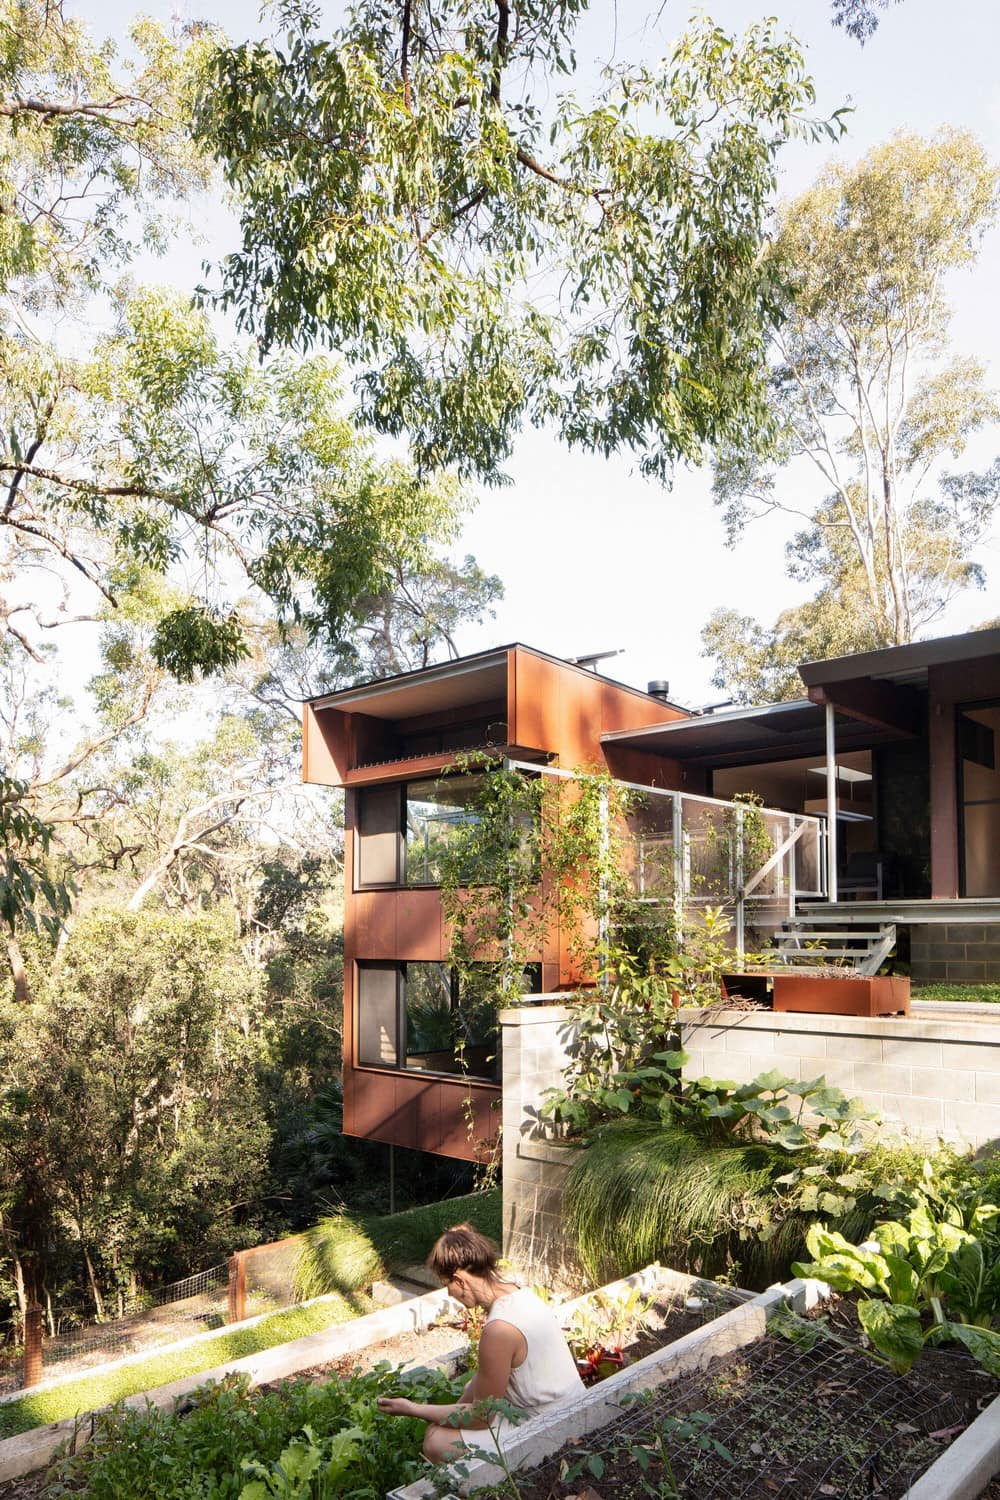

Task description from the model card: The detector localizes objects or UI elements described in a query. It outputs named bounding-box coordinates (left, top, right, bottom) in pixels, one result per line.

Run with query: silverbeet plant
left=792, top=1198, right=1000, bottom=1376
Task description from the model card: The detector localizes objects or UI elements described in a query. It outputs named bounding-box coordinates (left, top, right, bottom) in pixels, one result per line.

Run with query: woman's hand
left=377, top=1396, right=418, bottom=1418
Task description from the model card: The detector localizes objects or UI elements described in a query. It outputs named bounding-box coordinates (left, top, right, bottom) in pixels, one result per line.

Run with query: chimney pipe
left=647, top=679, right=671, bottom=701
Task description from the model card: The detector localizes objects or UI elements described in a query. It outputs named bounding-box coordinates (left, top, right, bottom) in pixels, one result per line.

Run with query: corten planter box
left=721, top=971, right=910, bottom=1017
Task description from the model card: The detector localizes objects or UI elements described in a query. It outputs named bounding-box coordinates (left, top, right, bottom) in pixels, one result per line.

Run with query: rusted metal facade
left=304, top=645, right=687, bottom=1161
left=304, top=629, right=1000, bottom=1160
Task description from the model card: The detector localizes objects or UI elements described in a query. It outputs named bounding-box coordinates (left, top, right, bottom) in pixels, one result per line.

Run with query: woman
left=376, top=1223, right=585, bottom=1463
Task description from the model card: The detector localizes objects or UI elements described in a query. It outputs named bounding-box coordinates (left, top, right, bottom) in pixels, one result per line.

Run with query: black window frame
left=354, top=960, right=541, bottom=1081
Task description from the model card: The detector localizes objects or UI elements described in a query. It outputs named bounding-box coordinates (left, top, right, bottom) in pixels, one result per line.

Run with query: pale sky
left=81, top=0, right=1000, bottom=707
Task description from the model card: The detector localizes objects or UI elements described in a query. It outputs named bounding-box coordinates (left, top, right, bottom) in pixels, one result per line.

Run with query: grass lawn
left=912, top=982, right=1000, bottom=1003
left=296, top=1188, right=502, bottom=1301
left=0, top=1294, right=363, bottom=1440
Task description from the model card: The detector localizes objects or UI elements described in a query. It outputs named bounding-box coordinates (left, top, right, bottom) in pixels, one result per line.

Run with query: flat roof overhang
left=307, top=647, right=511, bottom=721
left=601, top=699, right=905, bottom=771
left=800, top=625, right=1000, bottom=690
left=305, top=641, right=688, bottom=722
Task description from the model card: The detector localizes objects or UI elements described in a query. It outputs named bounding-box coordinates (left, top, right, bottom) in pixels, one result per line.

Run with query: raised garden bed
left=389, top=1280, right=1000, bottom=1500
left=0, top=1265, right=742, bottom=1494
left=480, top=1309, right=997, bottom=1499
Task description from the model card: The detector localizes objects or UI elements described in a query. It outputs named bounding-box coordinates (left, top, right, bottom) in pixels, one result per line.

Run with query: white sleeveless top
left=487, top=1287, right=585, bottom=1412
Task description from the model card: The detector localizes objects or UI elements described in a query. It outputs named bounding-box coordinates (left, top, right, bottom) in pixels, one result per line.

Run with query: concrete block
left=882, top=1038, right=943, bottom=1068
left=853, top=1062, right=912, bottom=1096
left=802, top=1059, right=856, bottom=1090
left=975, top=1071, right=1000, bottom=1106
left=822, top=1034, right=885, bottom=1064
left=947, top=924, right=986, bottom=943
left=879, top=1094, right=945, bottom=1133
left=943, top=1100, right=1000, bottom=1146
left=911, top=1067, right=975, bottom=1102
left=941, top=1042, right=1000, bottom=1072
left=944, top=961, right=988, bottom=982
left=915, top=961, right=949, bottom=981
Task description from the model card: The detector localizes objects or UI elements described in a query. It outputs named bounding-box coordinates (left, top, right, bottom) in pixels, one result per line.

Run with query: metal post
left=735, top=803, right=745, bottom=966
left=825, top=702, right=839, bottom=903
left=671, top=794, right=684, bottom=937
left=788, top=817, right=797, bottom=923
left=389, top=1143, right=396, bottom=1215
left=597, top=785, right=610, bottom=990
left=23, top=1303, right=42, bottom=1389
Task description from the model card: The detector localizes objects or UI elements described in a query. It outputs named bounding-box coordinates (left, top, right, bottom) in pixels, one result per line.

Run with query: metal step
left=774, top=921, right=897, bottom=977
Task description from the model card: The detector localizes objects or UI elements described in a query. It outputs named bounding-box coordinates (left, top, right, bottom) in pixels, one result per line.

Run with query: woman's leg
left=422, top=1422, right=470, bottom=1463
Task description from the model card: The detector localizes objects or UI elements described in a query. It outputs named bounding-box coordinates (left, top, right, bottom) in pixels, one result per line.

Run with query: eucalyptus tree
left=705, top=131, right=1000, bottom=701
left=197, top=1, right=842, bottom=483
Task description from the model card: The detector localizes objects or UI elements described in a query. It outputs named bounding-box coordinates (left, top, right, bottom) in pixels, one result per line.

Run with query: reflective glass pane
left=405, top=775, right=484, bottom=885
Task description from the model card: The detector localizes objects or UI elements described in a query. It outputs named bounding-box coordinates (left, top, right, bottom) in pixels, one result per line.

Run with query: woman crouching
left=376, top=1223, right=584, bottom=1463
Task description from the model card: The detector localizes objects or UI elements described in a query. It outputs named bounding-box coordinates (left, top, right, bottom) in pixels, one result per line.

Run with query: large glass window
left=356, top=772, right=539, bottom=889
left=405, top=775, right=484, bottom=885
left=355, top=962, right=540, bottom=1080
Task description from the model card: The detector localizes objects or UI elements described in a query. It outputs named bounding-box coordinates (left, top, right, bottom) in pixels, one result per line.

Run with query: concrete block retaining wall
left=499, top=1001, right=1000, bottom=1282
left=680, top=1005, right=1000, bottom=1147
left=911, top=922, right=1000, bottom=984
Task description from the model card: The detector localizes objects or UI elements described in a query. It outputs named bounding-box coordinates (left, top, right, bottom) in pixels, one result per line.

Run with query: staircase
left=773, top=915, right=897, bottom=977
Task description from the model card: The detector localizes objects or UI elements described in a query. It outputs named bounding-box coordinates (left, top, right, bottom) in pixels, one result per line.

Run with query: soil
left=0, top=1285, right=739, bottom=1497
left=483, top=1297, right=1000, bottom=1500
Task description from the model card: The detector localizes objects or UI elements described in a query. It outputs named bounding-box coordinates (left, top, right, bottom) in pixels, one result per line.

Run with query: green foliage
left=0, top=0, right=211, bottom=302
left=151, top=605, right=250, bottom=682
left=294, top=1189, right=501, bottom=1302
left=563, top=1076, right=948, bottom=1290
left=197, top=4, right=842, bottom=481
left=239, top=1422, right=365, bottom=1499
left=0, top=1297, right=361, bottom=1440
left=0, top=773, right=71, bottom=936
left=566, top=1118, right=816, bottom=1288
left=792, top=1180, right=1000, bottom=1376
left=913, top=983, right=1000, bottom=1004
left=705, top=130, right=1000, bottom=699
left=437, top=758, right=550, bottom=1010
left=41, top=1364, right=463, bottom=1498
left=0, top=910, right=272, bottom=1315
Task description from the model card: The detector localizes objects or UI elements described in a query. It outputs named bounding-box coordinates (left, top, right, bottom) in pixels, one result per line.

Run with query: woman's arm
left=377, top=1323, right=522, bottom=1430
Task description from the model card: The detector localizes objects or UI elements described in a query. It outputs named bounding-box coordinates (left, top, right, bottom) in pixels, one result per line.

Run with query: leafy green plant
left=792, top=1206, right=1000, bottom=1376
left=239, top=1423, right=364, bottom=1499
left=565, top=1286, right=652, bottom=1384
left=47, top=1363, right=464, bottom=1500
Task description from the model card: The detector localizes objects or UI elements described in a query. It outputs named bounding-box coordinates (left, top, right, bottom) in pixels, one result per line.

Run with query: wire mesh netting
left=242, top=1236, right=302, bottom=1313
left=514, top=1322, right=998, bottom=1500
left=41, top=1262, right=231, bottom=1370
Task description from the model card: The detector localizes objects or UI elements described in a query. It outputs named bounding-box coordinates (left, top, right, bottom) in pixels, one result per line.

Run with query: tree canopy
left=196, top=1, right=842, bottom=483
left=705, top=130, right=1000, bottom=703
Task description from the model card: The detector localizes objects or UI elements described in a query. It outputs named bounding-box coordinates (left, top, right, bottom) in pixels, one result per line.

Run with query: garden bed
left=485, top=1307, right=998, bottom=1499
left=263, top=1279, right=743, bottom=1392
left=388, top=1281, right=1000, bottom=1500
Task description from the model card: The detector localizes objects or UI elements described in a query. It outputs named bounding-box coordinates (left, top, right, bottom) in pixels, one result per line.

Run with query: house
left=303, top=627, right=1000, bottom=1162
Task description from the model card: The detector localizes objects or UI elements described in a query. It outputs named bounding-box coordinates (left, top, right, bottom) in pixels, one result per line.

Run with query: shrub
left=295, top=1188, right=501, bottom=1300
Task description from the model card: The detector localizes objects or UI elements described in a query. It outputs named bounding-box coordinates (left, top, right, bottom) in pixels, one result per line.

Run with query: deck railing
left=505, top=760, right=827, bottom=964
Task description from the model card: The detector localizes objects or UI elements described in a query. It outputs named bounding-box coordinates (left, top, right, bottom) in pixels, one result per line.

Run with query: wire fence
left=7, top=1234, right=306, bottom=1395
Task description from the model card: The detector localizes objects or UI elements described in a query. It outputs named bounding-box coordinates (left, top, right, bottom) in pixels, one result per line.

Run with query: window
left=357, top=785, right=403, bottom=886
left=356, top=776, right=488, bottom=888
left=405, top=775, right=484, bottom=885
left=355, top=962, right=541, bottom=1081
